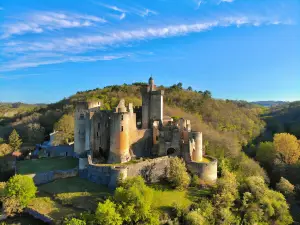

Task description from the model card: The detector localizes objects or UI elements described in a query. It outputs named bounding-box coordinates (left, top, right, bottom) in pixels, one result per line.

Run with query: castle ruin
left=75, top=77, right=217, bottom=187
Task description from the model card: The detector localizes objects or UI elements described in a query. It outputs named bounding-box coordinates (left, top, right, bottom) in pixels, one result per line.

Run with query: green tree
left=65, top=218, right=86, bottom=225
left=114, top=176, right=159, bottom=225
left=95, top=199, right=122, bottom=225
left=53, top=114, right=74, bottom=145
left=185, top=211, right=205, bottom=225
left=3, top=175, right=37, bottom=215
left=274, top=133, right=300, bottom=164
left=27, top=123, right=45, bottom=144
left=276, top=177, right=295, bottom=197
left=168, top=157, right=190, bottom=190
left=256, top=141, right=275, bottom=167
left=8, top=129, right=22, bottom=152
left=0, top=138, right=5, bottom=144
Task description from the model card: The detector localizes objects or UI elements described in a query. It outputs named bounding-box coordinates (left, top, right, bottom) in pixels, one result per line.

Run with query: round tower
left=108, top=99, right=131, bottom=163
left=191, top=132, right=203, bottom=162
left=74, top=102, right=88, bottom=156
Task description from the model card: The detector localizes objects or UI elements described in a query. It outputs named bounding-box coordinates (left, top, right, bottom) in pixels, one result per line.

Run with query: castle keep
left=75, top=77, right=217, bottom=187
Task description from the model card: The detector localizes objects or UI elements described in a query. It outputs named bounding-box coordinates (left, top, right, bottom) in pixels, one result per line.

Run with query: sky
left=0, top=0, right=299, bottom=103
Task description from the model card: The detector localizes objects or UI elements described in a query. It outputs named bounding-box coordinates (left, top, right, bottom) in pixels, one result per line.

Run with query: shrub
left=185, top=211, right=205, bottom=225
left=276, top=177, right=295, bottom=197
left=95, top=199, right=122, bottom=225
left=3, top=175, right=37, bottom=215
left=168, top=157, right=190, bottom=190
left=65, top=218, right=86, bottom=225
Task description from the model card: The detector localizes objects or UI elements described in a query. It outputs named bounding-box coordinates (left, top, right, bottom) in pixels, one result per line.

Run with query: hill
left=251, top=101, right=289, bottom=107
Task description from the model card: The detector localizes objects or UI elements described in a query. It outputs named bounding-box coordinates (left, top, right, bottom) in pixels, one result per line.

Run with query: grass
left=39, top=177, right=112, bottom=211
left=17, top=157, right=78, bottom=174
left=194, top=157, right=211, bottom=163
left=150, top=183, right=212, bottom=212
left=28, top=197, right=80, bottom=223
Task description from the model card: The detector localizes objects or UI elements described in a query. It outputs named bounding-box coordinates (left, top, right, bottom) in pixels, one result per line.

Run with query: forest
left=0, top=83, right=300, bottom=224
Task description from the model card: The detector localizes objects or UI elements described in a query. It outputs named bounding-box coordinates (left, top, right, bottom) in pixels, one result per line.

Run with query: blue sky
left=0, top=0, right=299, bottom=103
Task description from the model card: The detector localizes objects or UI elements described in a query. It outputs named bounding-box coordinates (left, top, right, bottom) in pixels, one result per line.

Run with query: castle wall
left=190, top=132, right=203, bottom=162
left=82, top=156, right=171, bottom=189
left=141, top=92, right=149, bottom=129
left=187, top=157, right=218, bottom=184
left=74, top=103, right=88, bottom=156
left=90, top=112, right=110, bottom=159
left=150, top=91, right=164, bottom=123
left=130, top=129, right=152, bottom=157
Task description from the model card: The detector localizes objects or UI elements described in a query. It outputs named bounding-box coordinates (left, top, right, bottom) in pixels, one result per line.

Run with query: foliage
left=26, top=123, right=45, bottom=144
left=0, top=138, right=5, bottom=144
left=3, top=175, right=37, bottom=215
left=256, top=141, right=275, bottom=167
left=185, top=211, right=205, bottom=225
left=168, top=157, right=190, bottom=190
left=53, top=114, right=75, bottom=145
left=65, top=218, right=86, bottom=225
left=276, top=177, right=295, bottom=197
left=95, top=199, right=122, bottom=225
left=241, top=176, right=293, bottom=225
left=8, top=129, right=22, bottom=152
left=273, top=133, right=300, bottom=164
left=0, top=144, right=12, bottom=157
left=114, top=176, right=159, bottom=224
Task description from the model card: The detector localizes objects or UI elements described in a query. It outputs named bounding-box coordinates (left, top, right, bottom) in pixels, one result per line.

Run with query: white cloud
left=219, top=0, right=234, bottom=3
left=120, top=13, right=126, bottom=20
left=195, top=1, right=203, bottom=9
left=1, top=11, right=106, bottom=39
left=0, top=55, right=127, bottom=72
left=98, top=3, right=127, bottom=13
left=3, top=16, right=287, bottom=55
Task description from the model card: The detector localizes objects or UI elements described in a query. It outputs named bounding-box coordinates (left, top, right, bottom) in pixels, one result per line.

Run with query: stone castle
left=75, top=77, right=217, bottom=187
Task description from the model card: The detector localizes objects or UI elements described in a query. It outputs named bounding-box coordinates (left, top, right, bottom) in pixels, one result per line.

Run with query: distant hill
left=251, top=101, right=289, bottom=107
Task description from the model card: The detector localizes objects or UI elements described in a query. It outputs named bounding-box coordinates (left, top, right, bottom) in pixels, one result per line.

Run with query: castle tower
left=74, top=102, right=89, bottom=156
left=108, top=99, right=133, bottom=163
left=141, top=76, right=164, bottom=129
left=190, top=132, right=203, bottom=162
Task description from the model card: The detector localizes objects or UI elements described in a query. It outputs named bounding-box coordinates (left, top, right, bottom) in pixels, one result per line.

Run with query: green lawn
left=17, top=157, right=78, bottom=174
left=150, top=183, right=212, bottom=212
left=39, top=177, right=112, bottom=211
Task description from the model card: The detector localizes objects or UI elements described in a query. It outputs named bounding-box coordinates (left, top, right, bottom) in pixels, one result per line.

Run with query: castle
left=75, top=77, right=217, bottom=187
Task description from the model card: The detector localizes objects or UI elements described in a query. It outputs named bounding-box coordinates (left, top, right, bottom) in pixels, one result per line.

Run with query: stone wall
left=82, top=156, right=171, bottom=189
left=25, top=208, right=53, bottom=224
left=187, top=157, right=218, bottom=183
left=26, top=168, right=78, bottom=185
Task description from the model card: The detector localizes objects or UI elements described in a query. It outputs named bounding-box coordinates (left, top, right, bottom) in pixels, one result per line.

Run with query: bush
left=168, top=157, right=190, bottom=190
left=95, top=199, right=122, bottom=225
left=65, top=218, right=86, bottom=225
left=185, top=211, right=205, bottom=225
left=3, top=175, right=37, bottom=215
left=276, top=177, right=295, bottom=197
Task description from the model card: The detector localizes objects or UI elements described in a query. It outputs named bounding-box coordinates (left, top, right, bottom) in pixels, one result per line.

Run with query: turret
left=74, top=102, right=89, bottom=156
left=141, top=76, right=164, bottom=129
left=190, top=132, right=203, bottom=162
left=108, top=99, right=133, bottom=163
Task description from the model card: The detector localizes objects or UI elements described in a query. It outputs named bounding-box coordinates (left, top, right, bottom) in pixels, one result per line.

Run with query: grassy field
left=28, top=197, right=81, bottom=223
left=39, top=177, right=112, bottom=211
left=17, top=157, right=78, bottom=174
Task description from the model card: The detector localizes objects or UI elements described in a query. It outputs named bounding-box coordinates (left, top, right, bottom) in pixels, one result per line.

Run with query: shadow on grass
left=187, top=187, right=212, bottom=202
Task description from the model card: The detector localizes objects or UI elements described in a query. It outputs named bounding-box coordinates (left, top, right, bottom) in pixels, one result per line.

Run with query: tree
left=185, top=211, right=205, bottom=225
left=3, top=175, right=37, bottom=216
left=273, top=133, right=300, bottom=164
left=27, top=123, right=45, bottom=144
left=187, top=86, right=193, bottom=91
left=256, top=142, right=275, bottom=167
left=276, top=177, right=295, bottom=197
left=0, top=138, right=5, bottom=144
left=95, top=199, right=122, bottom=225
left=53, top=114, right=74, bottom=145
left=8, top=129, right=22, bottom=152
left=242, top=176, right=293, bottom=225
left=203, top=90, right=212, bottom=98
left=114, top=176, right=158, bottom=225
left=168, top=157, right=190, bottom=190
left=65, top=218, right=86, bottom=225
left=0, top=144, right=13, bottom=157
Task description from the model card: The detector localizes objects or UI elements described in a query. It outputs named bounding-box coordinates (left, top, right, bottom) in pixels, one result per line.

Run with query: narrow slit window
left=121, top=126, right=124, bottom=132
left=97, top=132, right=99, bottom=137
left=121, top=115, right=124, bottom=120
left=98, top=123, right=100, bottom=129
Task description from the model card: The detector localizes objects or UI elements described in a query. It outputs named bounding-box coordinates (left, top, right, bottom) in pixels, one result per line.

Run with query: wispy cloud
left=120, top=13, right=126, bottom=20
left=0, top=54, right=128, bottom=72
left=3, top=16, right=288, bottom=55
left=97, top=3, right=127, bottom=13
left=1, top=11, right=106, bottom=39
left=219, top=0, right=234, bottom=3
left=195, top=1, right=203, bottom=9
